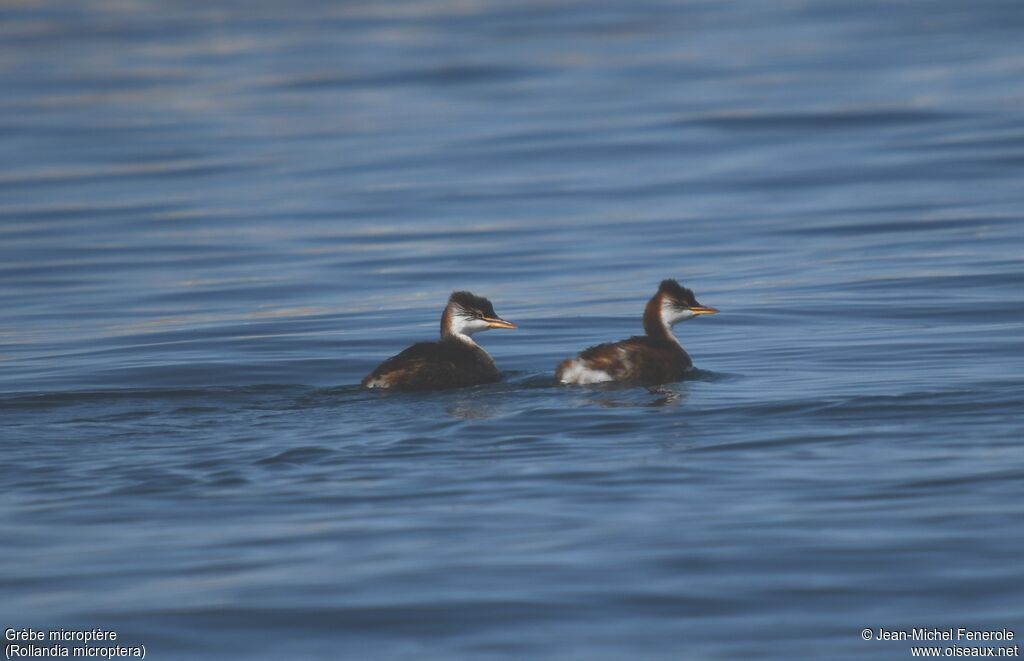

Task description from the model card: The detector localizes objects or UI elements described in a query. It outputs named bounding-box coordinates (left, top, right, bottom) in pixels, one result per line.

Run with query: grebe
left=362, top=291, right=517, bottom=391
left=555, top=279, right=718, bottom=385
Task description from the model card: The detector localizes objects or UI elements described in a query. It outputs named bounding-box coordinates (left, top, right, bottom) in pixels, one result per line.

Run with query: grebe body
left=555, top=280, right=717, bottom=385
left=362, top=291, right=516, bottom=391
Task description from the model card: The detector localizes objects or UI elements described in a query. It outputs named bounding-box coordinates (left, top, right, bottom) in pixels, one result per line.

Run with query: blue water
left=3, top=1, right=1024, bottom=658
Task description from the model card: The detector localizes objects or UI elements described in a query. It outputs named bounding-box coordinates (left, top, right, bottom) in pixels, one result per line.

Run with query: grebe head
left=657, top=279, right=719, bottom=325
left=441, top=291, right=517, bottom=339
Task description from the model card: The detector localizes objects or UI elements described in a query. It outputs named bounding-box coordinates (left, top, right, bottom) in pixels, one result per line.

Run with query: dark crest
left=658, top=279, right=698, bottom=307
left=448, top=291, right=497, bottom=318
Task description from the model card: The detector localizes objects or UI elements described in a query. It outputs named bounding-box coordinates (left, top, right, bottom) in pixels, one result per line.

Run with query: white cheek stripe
left=661, top=302, right=695, bottom=326
left=449, top=308, right=492, bottom=337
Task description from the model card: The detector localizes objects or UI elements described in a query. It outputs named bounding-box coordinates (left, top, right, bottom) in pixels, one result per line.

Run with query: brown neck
left=440, top=304, right=476, bottom=345
left=440, top=303, right=455, bottom=339
left=642, top=292, right=671, bottom=342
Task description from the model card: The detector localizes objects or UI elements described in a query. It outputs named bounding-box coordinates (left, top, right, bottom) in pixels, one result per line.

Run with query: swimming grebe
left=555, top=279, right=717, bottom=385
left=362, top=291, right=517, bottom=391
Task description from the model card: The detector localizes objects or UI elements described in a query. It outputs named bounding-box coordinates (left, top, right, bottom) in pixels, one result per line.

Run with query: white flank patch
left=558, top=359, right=613, bottom=385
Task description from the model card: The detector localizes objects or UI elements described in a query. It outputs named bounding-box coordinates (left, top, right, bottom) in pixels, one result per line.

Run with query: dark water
left=3, top=1, right=1024, bottom=658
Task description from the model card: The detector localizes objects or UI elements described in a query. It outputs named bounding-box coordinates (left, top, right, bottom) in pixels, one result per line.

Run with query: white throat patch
left=660, top=300, right=695, bottom=327
left=448, top=305, right=491, bottom=340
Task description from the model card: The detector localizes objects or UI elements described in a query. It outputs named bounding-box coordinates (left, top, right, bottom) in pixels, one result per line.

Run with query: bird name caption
left=861, top=628, right=1018, bottom=657
left=4, top=628, right=145, bottom=659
